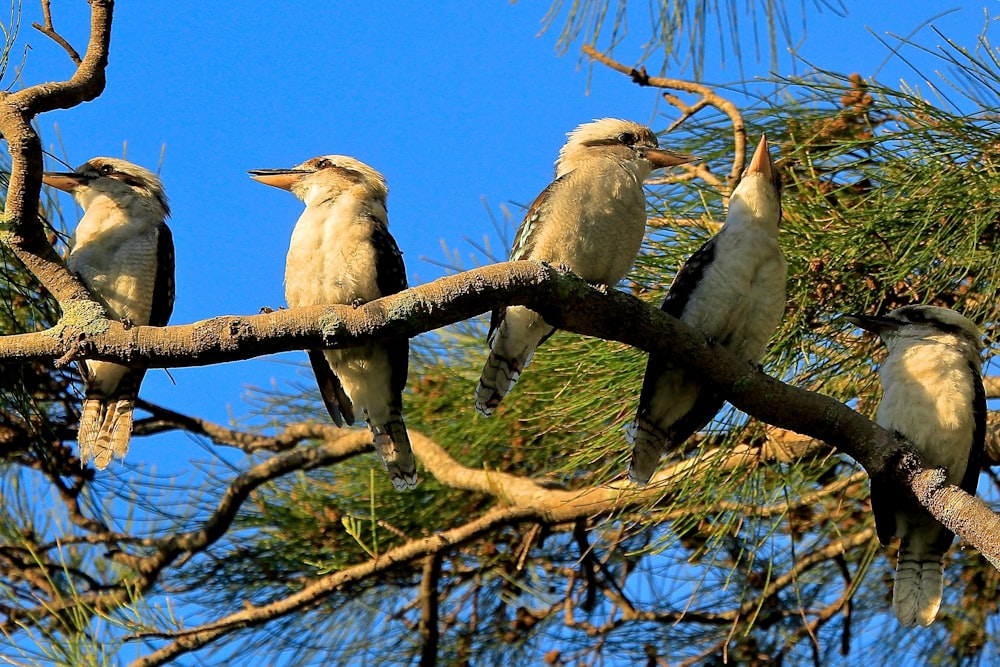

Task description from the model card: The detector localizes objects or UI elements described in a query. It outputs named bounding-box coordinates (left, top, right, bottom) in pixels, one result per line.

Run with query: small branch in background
left=125, top=505, right=548, bottom=667
left=0, top=0, right=113, bottom=308
left=134, top=398, right=345, bottom=453
left=418, top=553, right=442, bottom=667
left=31, top=0, right=83, bottom=65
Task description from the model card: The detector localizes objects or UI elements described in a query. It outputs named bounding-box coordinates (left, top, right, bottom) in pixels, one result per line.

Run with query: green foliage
left=188, top=47, right=1000, bottom=662
left=6, top=7, right=1000, bottom=667
left=540, top=0, right=848, bottom=79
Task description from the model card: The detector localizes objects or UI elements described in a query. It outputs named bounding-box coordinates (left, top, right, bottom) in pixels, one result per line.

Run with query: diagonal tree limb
left=1, top=260, right=996, bottom=568
left=126, top=504, right=548, bottom=667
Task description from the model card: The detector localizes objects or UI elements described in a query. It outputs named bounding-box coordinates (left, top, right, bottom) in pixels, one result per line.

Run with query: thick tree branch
left=2, top=260, right=996, bottom=566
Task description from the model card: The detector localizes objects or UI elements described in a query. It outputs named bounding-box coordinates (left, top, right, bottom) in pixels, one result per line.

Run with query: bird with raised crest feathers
left=474, top=118, right=696, bottom=417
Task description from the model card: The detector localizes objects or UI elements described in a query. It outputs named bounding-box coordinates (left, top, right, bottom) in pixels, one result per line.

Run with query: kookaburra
left=43, top=158, right=175, bottom=469
left=249, top=156, right=416, bottom=491
left=627, top=135, right=786, bottom=485
left=474, top=118, right=696, bottom=416
left=845, top=305, right=985, bottom=627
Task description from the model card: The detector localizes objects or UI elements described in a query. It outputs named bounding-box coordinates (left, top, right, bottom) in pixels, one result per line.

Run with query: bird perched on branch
left=249, top=156, right=416, bottom=491
left=474, top=118, right=696, bottom=416
left=627, top=135, right=786, bottom=485
left=845, top=305, right=985, bottom=627
left=43, top=158, right=175, bottom=469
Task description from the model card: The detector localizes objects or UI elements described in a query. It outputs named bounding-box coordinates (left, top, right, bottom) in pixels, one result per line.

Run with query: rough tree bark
left=1, top=2, right=998, bottom=664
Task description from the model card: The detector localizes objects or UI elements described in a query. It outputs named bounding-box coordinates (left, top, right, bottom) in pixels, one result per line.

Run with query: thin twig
left=582, top=44, right=744, bottom=200
left=31, top=0, right=83, bottom=65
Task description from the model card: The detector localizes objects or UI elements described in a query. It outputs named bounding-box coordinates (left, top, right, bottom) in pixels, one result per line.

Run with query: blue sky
left=4, top=2, right=998, bottom=665
left=13, top=2, right=990, bottom=469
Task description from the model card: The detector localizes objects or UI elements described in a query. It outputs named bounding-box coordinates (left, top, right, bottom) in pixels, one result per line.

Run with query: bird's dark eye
left=99, top=164, right=115, bottom=175
left=315, top=158, right=332, bottom=170
left=617, top=132, right=637, bottom=146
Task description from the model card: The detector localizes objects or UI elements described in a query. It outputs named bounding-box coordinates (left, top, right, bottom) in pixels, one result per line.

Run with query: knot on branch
left=47, top=300, right=110, bottom=367
left=630, top=65, right=651, bottom=86
left=53, top=299, right=110, bottom=336
left=192, top=317, right=250, bottom=352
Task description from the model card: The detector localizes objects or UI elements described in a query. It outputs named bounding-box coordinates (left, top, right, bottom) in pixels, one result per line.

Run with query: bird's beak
left=746, top=134, right=774, bottom=181
left=640, top=147, right=697, bottom=169
left=247, top=169, right=311, bottom=191
left=843, top=313, right=899, bottom=335
left=42, top=172, right=90, bottom=193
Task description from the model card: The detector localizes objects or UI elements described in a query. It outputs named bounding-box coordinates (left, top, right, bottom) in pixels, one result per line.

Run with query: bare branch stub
left=31, top=0, right=83, bottom=66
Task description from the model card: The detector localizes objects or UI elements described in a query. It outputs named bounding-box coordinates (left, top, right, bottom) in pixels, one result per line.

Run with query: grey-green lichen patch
left=44, top=300, right=111, bottom=339
left=318, top=310, right=347, bottom=343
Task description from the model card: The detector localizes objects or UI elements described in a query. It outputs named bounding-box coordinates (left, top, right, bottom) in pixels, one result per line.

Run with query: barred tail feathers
left=893, top=550, right=945, bottom=627
left=625, top=366, right=705, bottom=485
left=625, top=416, right=668, bottom=485
left=475, top=350, right=532, bottom=417
left=475, top=307, right=551, bottom=417
left=78, top=396, right=135, bottom=469
left=371, top=413, right=417, bottom=491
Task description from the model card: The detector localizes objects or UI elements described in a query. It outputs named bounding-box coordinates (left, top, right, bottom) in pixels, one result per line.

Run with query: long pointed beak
left=42, top=172, right=89, bottom=193
left=640, top=147, right=698, bottom=169
left=747, top=134, right=774, bottom=181
left=842, top=313, right=899, bottom=335
left=247, top=169, right=311, bottom=191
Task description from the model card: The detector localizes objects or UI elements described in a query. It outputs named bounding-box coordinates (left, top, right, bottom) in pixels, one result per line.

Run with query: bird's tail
left=78, top=395, right=135, bottom=470
left=625, top=417, right=667, bottom=485
left=893, top=550, right=945, bottom=627
left=370, top=412, right=418, bottom=492
left=474, top=349, right=532, bottom=417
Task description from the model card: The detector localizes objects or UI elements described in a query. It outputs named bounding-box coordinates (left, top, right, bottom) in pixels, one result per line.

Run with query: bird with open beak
left=627, top=134, right=786, bottom=484
left=474, top=118, right=697, bottom=417
left=249, top=156, right=416, bottom=491
left=43, top=157, right=175, bottom=469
